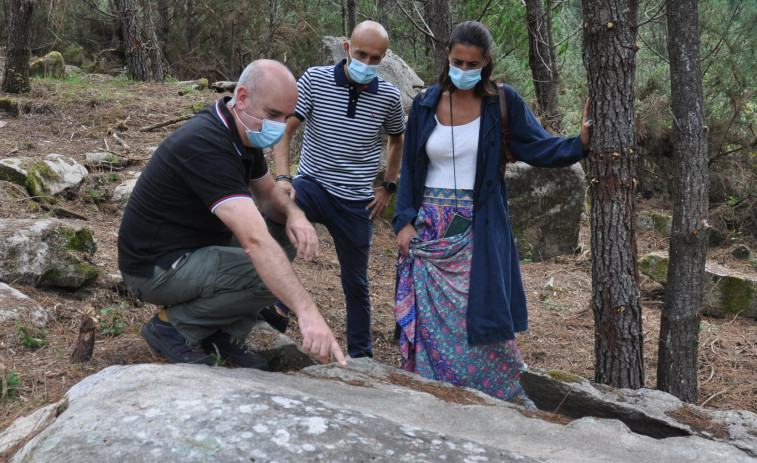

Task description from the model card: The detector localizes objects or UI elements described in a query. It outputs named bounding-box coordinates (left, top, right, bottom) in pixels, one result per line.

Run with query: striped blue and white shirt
left=294, top=60, right=405, bottom=201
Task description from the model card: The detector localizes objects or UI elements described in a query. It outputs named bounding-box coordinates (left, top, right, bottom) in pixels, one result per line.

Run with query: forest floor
left=0, top=75, right=755, bottom=446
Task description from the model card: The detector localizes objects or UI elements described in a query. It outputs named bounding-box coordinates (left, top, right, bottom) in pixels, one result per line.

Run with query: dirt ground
left=0, top=76, right=755, bottom=442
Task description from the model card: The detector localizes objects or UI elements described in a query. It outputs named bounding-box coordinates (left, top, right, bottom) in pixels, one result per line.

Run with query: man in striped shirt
left=272, top=21, right=405, bottom=358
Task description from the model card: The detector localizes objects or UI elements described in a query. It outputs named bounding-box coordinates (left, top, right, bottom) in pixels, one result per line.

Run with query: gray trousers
left=122, top=220, right=295, bottom=344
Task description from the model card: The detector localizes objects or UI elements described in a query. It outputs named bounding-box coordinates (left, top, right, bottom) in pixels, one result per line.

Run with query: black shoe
left=202, top=332, right=269, bottom=370
left=258, top=304, right=289, bottom=333
left=141, top=315, right=214, bottom=365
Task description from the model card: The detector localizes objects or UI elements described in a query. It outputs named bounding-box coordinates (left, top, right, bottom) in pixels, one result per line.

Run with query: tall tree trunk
left=657, top=0, right=709, bottom=404
left=377, top=0, right=389, bottom=29
left=2, top=0, right=34, bottom=94
left=426, top=0, right=452, bottom=77
left=525, top=0, right=561, bottom=133
left=347, top=0, right=357, bottom=35
left=185, top=0, right=194, bottom=53
left=116, top=0, right=150, bottom=81
left=583, top=0, right=644, bottom=389
left=142, top=0, right=164, bottom=81
left=156, top=0, right=169, bottom=43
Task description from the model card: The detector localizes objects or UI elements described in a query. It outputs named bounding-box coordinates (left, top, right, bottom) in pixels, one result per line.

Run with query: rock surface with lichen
left=4, top=361, right=756, bottom=462
left=0, top=218, right=99, bottom=288
left=0, top=154, right=88, bottom=200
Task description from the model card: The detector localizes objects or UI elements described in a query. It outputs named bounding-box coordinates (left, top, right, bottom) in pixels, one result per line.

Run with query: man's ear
left=343, top=40, right=350, bottom=58
left=234, top=86, right=250, bottom=109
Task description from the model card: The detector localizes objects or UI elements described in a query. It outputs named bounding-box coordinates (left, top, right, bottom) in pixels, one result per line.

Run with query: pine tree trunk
left=2, top=0, right=34, bottom=94
left=525, top=0, right=561, bottom=132
left=583, top=0, right=644, bottom=389
left=346, top=0, right=357, bottom=35
left=426, top=0, right=452, bottom=77
left=116, top=0, right=150, bottom=81
left=142, top=0, right=164, bottom=82
left=657, top=0, right=709, bottom=404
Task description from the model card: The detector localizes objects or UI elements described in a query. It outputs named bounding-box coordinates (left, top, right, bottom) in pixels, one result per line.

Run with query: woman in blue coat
left=393, top=20, right=592, bottom=401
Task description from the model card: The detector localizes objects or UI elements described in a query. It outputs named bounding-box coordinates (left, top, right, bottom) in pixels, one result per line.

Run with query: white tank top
left=425, top=115, right=480, bottom=190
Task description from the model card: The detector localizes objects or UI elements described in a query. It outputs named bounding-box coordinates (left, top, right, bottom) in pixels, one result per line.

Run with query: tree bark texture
left=2, top=0, right=34, bottom=94
left=583, top=0, right=644, bottom=389
left=426, top=0, right=452, bottom=77
left=142, top=0, right=164, bottom=82
left=657, top=0, right=709, bottom=404
left=116, top=0, right=150, bottom=81
left=347, top=0, right=357, bottom=35
left=525, top=0, right=561, bottom=133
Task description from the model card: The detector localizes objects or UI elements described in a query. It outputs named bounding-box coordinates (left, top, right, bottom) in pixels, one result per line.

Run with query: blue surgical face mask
left=448, top=64, right=482, bottom=90
left=234, top=107, right=286, bottom=148
left=347, top=48, right=379, bottom=84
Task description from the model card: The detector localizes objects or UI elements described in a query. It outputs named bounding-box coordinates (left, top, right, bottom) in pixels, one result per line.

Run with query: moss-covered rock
left=0, top=219, right=99, bottom=289
left=640, top=251, right=757, bottom=320
left=0, top=158, right=28, bottom=185
left=39, top=257, right=100, bottom=288
left=546, top=369, right=588, bottom=384
left=29, top=51, right=65, bottom=78
left=639, top=252, right=669, bottom=283
left=704, top=272, right=756, bottom=318
left=58, top=227, right=97, bottom=255
left=637, top=210, right=672, bottom=237
left=0, top=97, right=20, bottom=116
left=25, top=161, right=61, bottom=201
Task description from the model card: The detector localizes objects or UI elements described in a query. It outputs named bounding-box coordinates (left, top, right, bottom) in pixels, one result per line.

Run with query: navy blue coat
left=393, top=83, right=588, bottom=345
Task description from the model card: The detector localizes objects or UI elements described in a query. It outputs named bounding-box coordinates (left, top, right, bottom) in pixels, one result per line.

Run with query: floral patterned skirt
left=395, top=187, right=525, bottom=401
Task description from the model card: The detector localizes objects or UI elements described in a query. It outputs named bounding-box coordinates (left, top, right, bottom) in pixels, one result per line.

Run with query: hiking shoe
left=202, top=332, right=270, bottom=370
left=141, top=315, right=214, bottom=365
left=258, top=304, right=289, bottom=333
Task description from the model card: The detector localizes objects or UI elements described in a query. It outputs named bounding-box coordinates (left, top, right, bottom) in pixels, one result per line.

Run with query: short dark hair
left=438, top=21, right=497, bottom=97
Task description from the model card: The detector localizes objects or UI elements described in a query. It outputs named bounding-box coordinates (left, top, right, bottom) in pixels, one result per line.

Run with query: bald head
left=350, top=21, right=389, bottom=53
left=236, top=59, right=296, bottom=103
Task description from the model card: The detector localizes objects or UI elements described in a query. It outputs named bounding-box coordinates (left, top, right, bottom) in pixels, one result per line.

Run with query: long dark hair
left=438, top=21, right=497, bottom=97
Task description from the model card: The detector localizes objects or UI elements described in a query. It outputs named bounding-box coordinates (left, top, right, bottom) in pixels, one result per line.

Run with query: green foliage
left=1, top=371, right=21, bottom=402
left=15, top=321, right=49, bottom=348
left=100, top=306, right=125, bottom=336
left=105, top=153, right=119, bottom=165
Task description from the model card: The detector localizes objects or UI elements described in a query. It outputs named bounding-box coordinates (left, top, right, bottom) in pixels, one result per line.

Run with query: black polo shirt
left=118, top=97, right=268, bottom=277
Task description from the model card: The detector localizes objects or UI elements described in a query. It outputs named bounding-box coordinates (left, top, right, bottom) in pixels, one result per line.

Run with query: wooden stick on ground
left=139, top=115, right=192, bottom=132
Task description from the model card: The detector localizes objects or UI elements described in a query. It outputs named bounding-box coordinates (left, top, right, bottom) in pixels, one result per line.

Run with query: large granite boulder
left=5, top=361, right=754, bottom=462
left=506, top=162, right=586, bottom=261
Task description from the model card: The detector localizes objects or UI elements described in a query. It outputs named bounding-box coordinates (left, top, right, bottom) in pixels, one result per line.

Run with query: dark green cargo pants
left=122, top=220, right=295, bottom=344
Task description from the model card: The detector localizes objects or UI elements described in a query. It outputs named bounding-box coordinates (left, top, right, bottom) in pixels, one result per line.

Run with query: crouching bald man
left=118, top=59, right=346, bottom=369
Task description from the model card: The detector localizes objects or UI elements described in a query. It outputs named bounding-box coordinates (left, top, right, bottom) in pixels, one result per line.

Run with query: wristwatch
left=381, top=180, right=397, bottom=194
